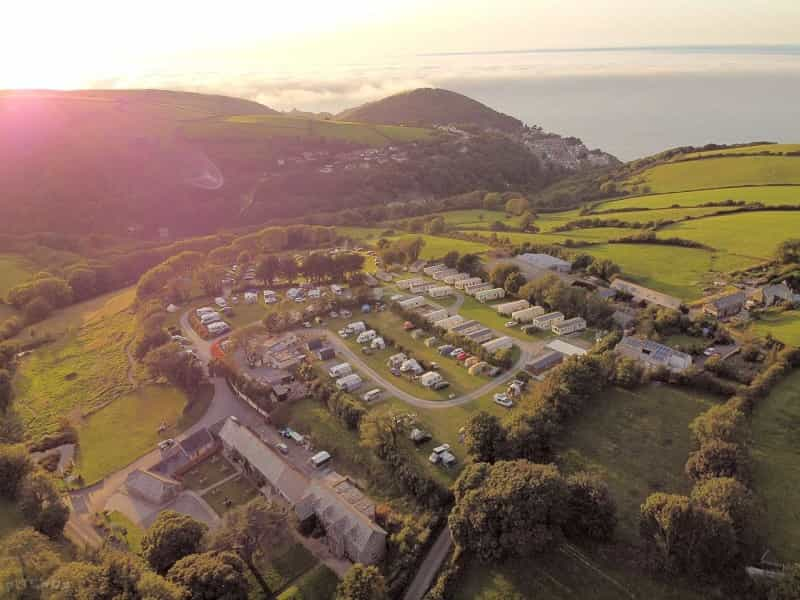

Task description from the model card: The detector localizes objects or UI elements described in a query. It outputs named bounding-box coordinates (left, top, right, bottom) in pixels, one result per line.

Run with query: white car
left=504, top=321, right=517, bottom=328
left=493, top=393, right=513, bottom=408
left=703, top=347, right=717, bottom=357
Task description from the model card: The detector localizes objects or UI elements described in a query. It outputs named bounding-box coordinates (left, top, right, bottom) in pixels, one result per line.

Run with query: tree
left=691, top=477, right=759, bottom=554
left=24, top=296, right=53, bottom=324
left=504, top=196, right=529, bottom=216
left=198, top=265, right=226, bottom=297
left=144, top=343, right=204, bottom=391
left=776, top=238, right=800, bottom=264
left=210, top=497, right=292, bottom=598
left=519, top=211, right=538, bottom=232
left=0, top=444, right=32, bottom=499
left=489, top=263, right=520, bottom=289
left=168, top=551, right=248, bottom=600
left=690, top=403, right=748, bottom=446
left=142, top=510, right=208, bottom=575
left=0, top=528, right=62, bottom=600
left=685, top=440, right=748, bottom=482
left=504, top=271, right=526, bottom=295
left=278, top=256, right=298, bottom=284
left=456, top=253, right=482, bottom=277
left=442, top=251, right=459, bottom=269
left=425, top=217, right=446, bottom=235
left=463, top=412, right=506, bottom=463
left=564, top=472, right=617, bottom=541
left=66, top=267, right=98, bottom=302
left=0, top=369, right=12, bottom=413
left=519, top=274, right=560, bottom=306
left=17, top=471, right=69, bottom=538
left=449, top=461, right=568, bottom=562
left=336, top=564, right=388, bottom=600
left=359, top=411, right=407, bottom=459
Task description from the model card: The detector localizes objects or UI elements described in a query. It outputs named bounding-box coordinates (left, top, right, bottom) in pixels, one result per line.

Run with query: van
left=310, top=451, right=331, bottom=468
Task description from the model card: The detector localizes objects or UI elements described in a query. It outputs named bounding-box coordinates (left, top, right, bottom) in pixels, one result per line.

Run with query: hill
left=338, top=88, right=525, bottom=133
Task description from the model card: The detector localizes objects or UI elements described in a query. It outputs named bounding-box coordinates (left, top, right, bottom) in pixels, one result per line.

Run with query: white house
left=419, top=371, right=443, bottom=388
left=428, top=286, right=453, bottom=298
left=496, top=299, right=530, bottom=316
left=551, top=317, right=587, bottom=335
left=482, top=336, right=514, bottom=353
left=512, top=305, right=546, bottom=323
left=398, top=296, right=426, bottom=310
left=532, top=311, right=565, bottom=330
left=336, top=374, right=363, bottom=393
left=328, top=363, right=353, bottom=378
left=475, top=288, right=505, bottom=303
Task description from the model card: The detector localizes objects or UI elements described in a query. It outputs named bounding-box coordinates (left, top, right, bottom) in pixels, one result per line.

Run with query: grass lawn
left=75, top=384, right=201, bottom=485
left=0, top=499, right=24, bottom=541
left=277, top=564, right=339, bottom=600
left=453, top=542, right=704, bottom=600
left=259, top=541, right=318, bottom=596
left=202, top=474, right=261, bottom=516
left=0, top=253, right=35, bottom=298
left=583, top=243, right=758, bottom=301
left=751, top=370, right=800, bottom=562
left=750, top=310, right=800, bottom=347
left=181, top=453, right=236, bottom=491
left=384, top=234, right=490, bottom=260
left=556, top=384, right=716, bottom=543
left=106, top=510, right=145, bottom=553
left=661, top=210, right=800, bottom=261
left=625, top=156, right=800, bottom=193
left=594, top=185, right=800, bottom=211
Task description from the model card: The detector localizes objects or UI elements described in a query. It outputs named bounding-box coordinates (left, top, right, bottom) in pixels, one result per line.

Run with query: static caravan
left=432, top=268, right=458, bottom=281
left=386, top=353, right=407, bottom=369
left=456, top=277, right=483, bottom=290
left=467, top=328, right=495, bottom=343
left=551, top=317, right=587, bottom=336
left=410, top=282, right=436, bottom=294
left=444, top=273, right=469, bottom=285
left=428, top=286, right=452, bottom=299
left=482, top=336, right=514, bottom=353
left=466, top=282, right=493, bottom=297
left=207, top=322, right=230, bottom=336
left=328, top=363, right=353, bottom=379
left=496, top=299, right=530, bottom=316
left=336, top=373, right=363, bottom=393
left=532, top=311, right=565, bottom=330
left=244, top=291, right=258, bottom=304
left=423, top=264, right=447, bottom=276
left=215, top=297, right=228, bottom=307
left=400, top=359, right=423, bottom=375
left=468, top=361, right=489, bottom=376
left=201, top=313, right=222, bottom=325
left=435, top=315, right=465, bottom=330
left=512, top=305, right=546, bottom=323
left=398, top=296, right=426, bottom=310
left=424, top=309, right=448, bottom=323
left=419, top=371, right=444, bottom=388
left=475, top=288, right=505, bottom=303
left=397, top=278, right=425, bottom=290
left=451, top=320, right=481, bottom=335
left=196, top=307, right=216, bottom=317
left=356, top=329, right=377, bottom=344
left=371, top=337, right=386, bottom=350
left=346, top=321, right=367, bottom=335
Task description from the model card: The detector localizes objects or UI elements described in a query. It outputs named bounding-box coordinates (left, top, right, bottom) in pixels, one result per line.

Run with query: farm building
left=610, top=278, right=682, bottom=310
left=703, top=291, right=746, bottom=319
left=424, top=309, right=448, bottom=323
left=336, top=374, right=363, bottom=393
left=423, top=264, right=447, bottom=276
left=475, top=288, right=506, bottom=303
left=496, top=299, right=531, bottom=316
left=386, top=353, right=407, bottom=369
left=750, top=282, right=799, bottom=306
left=465, top=282, right=493, bottom=296
left=435, top=315, right=465, bottom=330
left=532, top=311, right=565, bottom=330
left=526, top=351, right=563, bottom=374
left=546, top=339, right=588, bottom=357
left=444, top=273, right=469, bottom=285
left=398, top=296, right=426, bottom=310
left=482, top=336, right=513, bottom=353
left=518, top=253, right=572, bottom=273
left=551, top=317, right=587, bottom=335
left=455, top=277, right=483, bottom=290
left=432, top=268, right=458, bottom=281
left=397, top=278, right=425, bottom=290
left=615, top=336, right=692, bottom=372
left=512, top=305, right=546, bottom=323
left=419, top=371, right=444, bottom=388
left=428, top=286, right=453, bottom=298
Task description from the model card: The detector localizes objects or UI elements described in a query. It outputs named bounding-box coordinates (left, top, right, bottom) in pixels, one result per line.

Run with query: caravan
left=356, top=329, right=377, bottom=344
left=328, top=363, right=353, bottom=379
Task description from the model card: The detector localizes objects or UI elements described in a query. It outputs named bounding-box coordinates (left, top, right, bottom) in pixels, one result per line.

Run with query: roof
left=180, top=428, right=215, bottom=455
left=546, top=339, right=587, bottom=356
left=518, top=253, right=572, bottom=269
left=708, top=291, right=746, bottom=310
left=616, top=336, right=691, bottom=365
left=125, top=469, right=181, bottom=503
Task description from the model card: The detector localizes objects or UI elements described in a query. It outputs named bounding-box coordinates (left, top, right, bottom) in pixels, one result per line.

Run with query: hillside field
left=678, top=144, right=800, bottom=160
left=595, top=185, right=800, bottom=211
left=0, top=254, right=36, bottom=298
left=751, top=370, right=800, bottom=563
left=749, top=310, right=800, bottom=347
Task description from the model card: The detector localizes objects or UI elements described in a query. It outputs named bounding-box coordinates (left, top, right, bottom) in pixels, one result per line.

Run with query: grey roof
left=709, top=291, right=746, bottom=310
left=180, top=428, right=215, bottom=455
left=616, top=336, right=691, bottom=366
left=518, top=253, right=572, bottom=269
left=125, top=469, right=181, bottom=504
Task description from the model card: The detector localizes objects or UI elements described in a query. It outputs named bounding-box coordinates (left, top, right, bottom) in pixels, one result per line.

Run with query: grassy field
left=0, top=254, right=35, bottom=298
left=661, top=210, right=800, bottom=261
left=258, top=541, right=319, bottom=596
left=587, top=206, right=742, bottom=224
left=335, top=228, right=491, bottom=259
left=625, top=156, right=800, bottom=193
left=751, top=370, right=800, bottom=563
left=277, top=563, right=339, bottom=600
left=106, top=510, right=145, bottom=553
left=678, top=144, right=800, bottom=160
left=594, top=185, right=800, bottom=211
left=202, top=474, right=261, bottom=516
left=750, top=310, right=800, bottom=347
left=460, top=227, right=635, bottom=247
left=556, top=384, right=715, bottom=542
left=75, top=384, right=202, bottom=485
left=182, top=114, right=434, bottom=146
left=407, top=209, right=522, bottom=230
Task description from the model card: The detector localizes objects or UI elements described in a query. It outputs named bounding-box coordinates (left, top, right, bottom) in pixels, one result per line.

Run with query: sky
left=3, top=0, right=800, bottom=90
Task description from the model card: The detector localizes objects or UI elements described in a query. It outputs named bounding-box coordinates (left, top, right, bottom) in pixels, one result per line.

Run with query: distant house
left=615, top=336, right=693, bottom=372
left=753, top=282, right=800, bottom=307
left=125, top=469, right=181, bottom=505
left=703, top=291, right=746, bottom=319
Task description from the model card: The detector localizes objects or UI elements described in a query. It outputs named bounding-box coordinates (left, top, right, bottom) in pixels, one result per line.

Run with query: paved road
left=307, top=328, right=533, bottom=409
left=403, top=528, right=453, bottom=600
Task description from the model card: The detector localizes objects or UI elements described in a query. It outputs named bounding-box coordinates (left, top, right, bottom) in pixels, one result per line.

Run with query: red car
left=456, top=352, right=469, bottom=361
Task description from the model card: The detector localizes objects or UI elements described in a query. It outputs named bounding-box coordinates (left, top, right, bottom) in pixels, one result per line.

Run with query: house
left=328, top=363, right=353, bottom=378
left=125, top=469, right=182, bottom=505
left=703, top=291, right=746, bottom=319
left=757, top=282, right=800, bottom=306
left=428, top=286, right=453, bottom=298
left=475, top=288, right=506, bottom=303
left=517, top=253, right=572, bottom=273
left=615, top=336, right=693, bottom=372
left=496, top=299, right=530, bottom=316
left=512, top=305, right=546, bottom=323
left=526, top=350, right=563, bottom=373
left=398, top=296, right=426, bottom=310
left=610, top=279, right=682, bottom=310
left=434, top=315, right=465, bottom=330
left=532, top=311, right=565, bottom=330
left=179, top=428, right=217, bottom=461
left=424, top=309, right=448, bottom=323
left=546, top=339, right=588, bottom=357
left=551, top=317, right=587, bottom=335
left=336, top=374, right=363, bottom=393
left=482, top=336, right=513, bottom=353
left=419, top=371, right=443, bottom=388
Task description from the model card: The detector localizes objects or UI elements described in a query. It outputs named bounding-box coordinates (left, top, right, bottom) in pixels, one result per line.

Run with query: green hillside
left=678, top=143, right=800, bottom=160
left=595, top=185, right=800, bottom=211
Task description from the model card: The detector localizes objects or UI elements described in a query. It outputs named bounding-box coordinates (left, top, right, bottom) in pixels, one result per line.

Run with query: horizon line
left=417, top=43, right=800, bottom=57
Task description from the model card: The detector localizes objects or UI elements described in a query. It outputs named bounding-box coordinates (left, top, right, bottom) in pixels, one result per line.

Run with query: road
left=403, top=528, right=453, bottom=600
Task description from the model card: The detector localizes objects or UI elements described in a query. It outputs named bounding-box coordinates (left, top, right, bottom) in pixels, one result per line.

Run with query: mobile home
left=432, top=268, right=458, bottom=281
left=496, top=299, right=530, bottom=316
left=482, top=336, right=514, bottom=353
left=511, top=305, right=546, bottom=323
left=328, top=363, right=353, bottom=379
left=455, top=277, right=483, bottom=290
left=475, top=288, right=505, bottom=303
left=423, top=264, right=447, bottom=276
left=397, top=278, right=425, bottom=291
left=335, top=374, right=363, bottom=393
left=424, top=309, right=448, bottom=323
left=444, top=273, right=469, bottom=285
left=434, top=315, right=465, bottom=330
left=346, top=321, right=367, bottom=335
left=465, top=282, right=493, bottom=297
left=551, top=317, right=587, bottom=335
left=532, top=311, right=565, bottom=330
left=398, top=296, right=426, bottom=310
left=428, top=286, right=453, bottom=299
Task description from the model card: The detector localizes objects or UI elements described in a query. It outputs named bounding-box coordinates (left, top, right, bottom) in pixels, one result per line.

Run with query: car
left=295, top=297, right=305, bottom=303
left=433, top=380, right=450, bottom=390
left=303, top=322, right=312, bottom=328
left=390, top=368, right=401, bottom=377
left=338, top=329, right=350, bottom=338
left=703, top=347, right=717, bottom=356
left=449, top=348, right=464, bottom=358
left=279, top=428, right=292, bottom=439
left=158, top=439, right=176, bottom=451
left=505, top=321, right=517, bottom=328
left=433, top=444, right=450, bottom=454
left=276, top=443, right=289, bottom=455
left=456, top=352, right=469, bottom=361
left=494, top=393, right=513, bottom=408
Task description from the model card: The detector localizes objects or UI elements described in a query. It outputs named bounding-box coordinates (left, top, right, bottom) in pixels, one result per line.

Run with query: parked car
left=433, top=380, right=450, bottom=390
left=276, top=443, right=289, bottom=455
left=449, top=348, right=464, bottom=358
left=703, top=347, right=718, bottom=356
left=456, top=352, right=469, bottom=361
left=505, top=321, right=517, bottom=328
left=494, top=393, right=514, bottom=408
